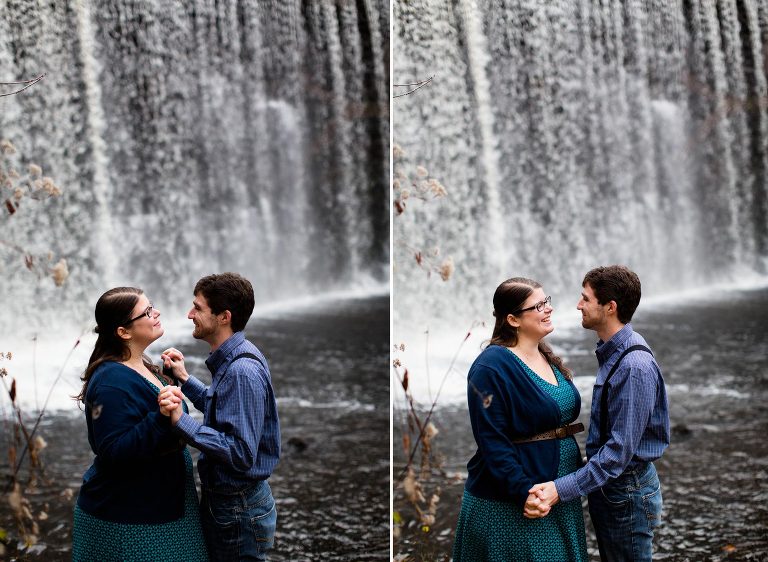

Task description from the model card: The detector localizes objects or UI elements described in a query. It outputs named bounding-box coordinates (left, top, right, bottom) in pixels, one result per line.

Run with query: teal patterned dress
left=453, top=353, right=588, bottom=562
left=72, top=379, right=209, bottom=562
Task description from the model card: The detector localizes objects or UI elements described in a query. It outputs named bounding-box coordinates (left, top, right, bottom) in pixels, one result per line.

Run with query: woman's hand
left=523, top=491, right=551, bottom=518
left=158, top=385, right=184, bottom=425
left=161, top=348, right=190, bottom=383
left=523, top=482, right=560, bottom=518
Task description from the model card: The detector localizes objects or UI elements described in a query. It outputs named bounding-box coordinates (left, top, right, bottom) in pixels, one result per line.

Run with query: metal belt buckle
left=555, top=426, right=567, bottom=439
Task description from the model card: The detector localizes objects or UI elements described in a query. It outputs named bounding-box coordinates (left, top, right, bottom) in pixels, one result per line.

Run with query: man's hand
left=161, top=348, right=189, bottom=383
left=528, top=481, right=560, bottom=511
left=158, top=385, right=184, bottom=426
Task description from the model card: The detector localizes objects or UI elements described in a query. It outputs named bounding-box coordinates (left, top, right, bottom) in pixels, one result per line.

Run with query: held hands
left=158, top=385, right=184, bottom=426
left=161, top=348, right=189, bottom=383
left=523, top=481, right=560, bottom=519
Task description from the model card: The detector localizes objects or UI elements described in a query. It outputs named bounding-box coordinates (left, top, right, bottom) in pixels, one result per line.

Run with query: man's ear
left=219, top=310, right=232, bottom=326
left=605, top=300, right=618, bottom=316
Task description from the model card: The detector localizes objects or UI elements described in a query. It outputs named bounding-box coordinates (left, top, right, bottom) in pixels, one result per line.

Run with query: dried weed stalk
left=1, top=337, right=80, bottom=552
left=0, top=138, right=68, bottom=286
left=392, top=322, right=489, bottom=560
left=392, top=143, right=454, bottom=282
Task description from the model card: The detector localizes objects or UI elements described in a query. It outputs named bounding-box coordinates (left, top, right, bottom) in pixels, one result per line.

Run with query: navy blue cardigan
left=77, top=361, right=188, bottom=524
left=465, top=345, right=582, bottom=507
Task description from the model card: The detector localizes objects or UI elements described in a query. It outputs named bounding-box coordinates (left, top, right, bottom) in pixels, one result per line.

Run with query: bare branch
left=393, top=76, right=434, bottom=98
left=0, top=73, right=46, bottom=98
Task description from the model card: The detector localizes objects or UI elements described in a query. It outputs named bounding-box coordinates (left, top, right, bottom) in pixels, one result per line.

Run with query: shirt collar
left=595, top=323, right=634, bottom=365
left=205, top=331, right=245, bottom=375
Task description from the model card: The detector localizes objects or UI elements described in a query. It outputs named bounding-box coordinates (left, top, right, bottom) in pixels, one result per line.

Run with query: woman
left=72, top=287, right=208, bottom=561
left=452, top=278, right=588, bottom=561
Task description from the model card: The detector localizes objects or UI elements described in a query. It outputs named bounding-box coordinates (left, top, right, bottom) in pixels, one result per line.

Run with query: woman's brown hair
left=489, top=277, right=572, bottom=379
left=75, top=287, right=169, bottom=405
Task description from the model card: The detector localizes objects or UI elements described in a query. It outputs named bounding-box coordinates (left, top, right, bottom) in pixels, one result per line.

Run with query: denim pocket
left=642, top=482, right=663, bottom=527
left=206, top=496, right=240, bottom=528
left=599, top=484, right=630, bottom=507
left=250, top=500, right=277, bottom=546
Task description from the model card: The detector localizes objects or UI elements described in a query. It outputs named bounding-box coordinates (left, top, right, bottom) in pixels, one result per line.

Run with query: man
left=159, top=272, right=281, bottom=562
left=527, top=265, right=670, bottom=561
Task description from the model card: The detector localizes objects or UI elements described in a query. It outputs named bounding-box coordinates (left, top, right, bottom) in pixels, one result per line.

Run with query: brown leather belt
left=512, top=422, right=585, bottom=444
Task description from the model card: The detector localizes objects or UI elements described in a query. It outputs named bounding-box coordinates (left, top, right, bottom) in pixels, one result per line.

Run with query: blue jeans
left=588, top=462, right=663, bottom=562
left=201, top=480, right=277, bottom=561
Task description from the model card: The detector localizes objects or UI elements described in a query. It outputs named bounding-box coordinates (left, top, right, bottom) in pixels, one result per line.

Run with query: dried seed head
left=8, top=485, right=21, bottom=511
left=51, top=259, right=69, bottom=286
left=393, top=144, right=405, bottom=159
left=428, top=178, right=447, bottom=197
left=402, top=467, right=425, bottom=504
left=427, top=492, right=440, bottom=514
left=416, top=166, right=428, bottom=178
left=439, top=257, right=455, bottom=281
left=32, top=436, right=47, bottom=451
left=28, top=163, right=42, bottom=177
left=424, top=422, right=439, bottom=442
left=0, top=139, right=16, bottom=154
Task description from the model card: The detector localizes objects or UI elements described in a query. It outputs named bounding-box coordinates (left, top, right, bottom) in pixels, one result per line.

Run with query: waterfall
left=394, top=0, right=768, bottom=330
left=0, top=0, right=389, bottom=336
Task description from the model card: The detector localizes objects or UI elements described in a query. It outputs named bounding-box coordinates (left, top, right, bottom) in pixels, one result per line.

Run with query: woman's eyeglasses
left=124, top=303, right=155, bottom=325
left=512, top=296, right=551, bottom=315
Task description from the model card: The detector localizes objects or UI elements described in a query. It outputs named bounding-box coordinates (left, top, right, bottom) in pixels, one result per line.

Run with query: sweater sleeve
left=468, top=363, right=534, bottom=506
left=89, top=381, right=174, bottom=463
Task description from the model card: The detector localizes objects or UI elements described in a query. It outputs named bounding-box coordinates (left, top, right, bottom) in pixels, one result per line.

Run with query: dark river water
left=0, top=294, right=389, bottom=561
left=395, top=286, right=768, bottom=561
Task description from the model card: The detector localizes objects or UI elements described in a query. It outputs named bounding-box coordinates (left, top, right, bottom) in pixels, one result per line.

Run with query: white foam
left=667, top=383, right=749, bottom=400
left=277, top=397, right=376, bottom=412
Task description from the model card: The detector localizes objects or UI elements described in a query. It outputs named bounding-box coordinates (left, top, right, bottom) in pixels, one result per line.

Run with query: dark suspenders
left=599, top=344, right=653, bottom=444
left=209, top=352, right=266, bottom=427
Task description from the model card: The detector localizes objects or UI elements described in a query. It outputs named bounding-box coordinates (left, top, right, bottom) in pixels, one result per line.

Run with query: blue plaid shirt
left=175, top=332, right=281, bottom=492
left=555, top=323, right=670, bottom=503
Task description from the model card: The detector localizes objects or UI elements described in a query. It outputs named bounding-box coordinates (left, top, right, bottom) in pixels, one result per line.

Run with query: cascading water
left=0, top=0, right=389, bottom=337
left=394, top=0, right=768, bottom=332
